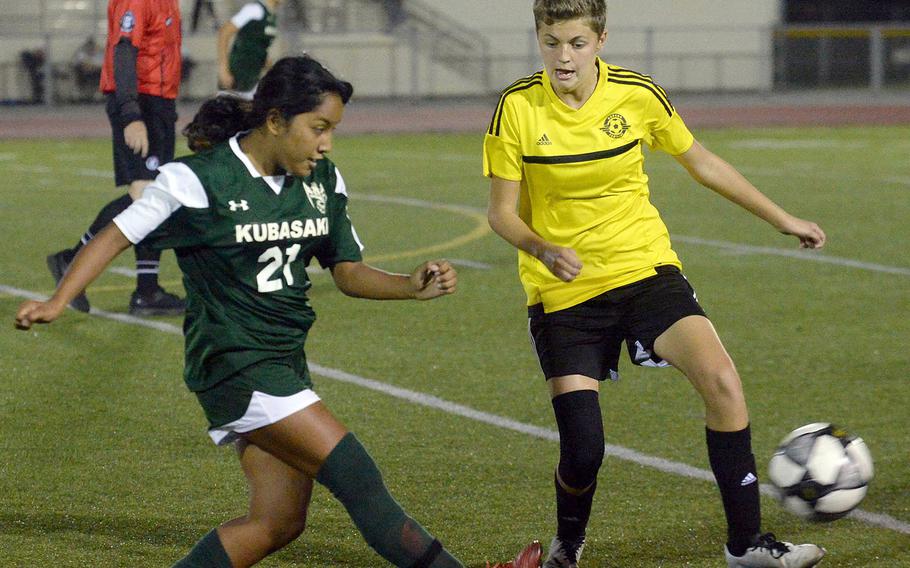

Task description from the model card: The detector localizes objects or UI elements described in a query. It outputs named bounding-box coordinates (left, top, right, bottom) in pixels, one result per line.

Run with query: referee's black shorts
left=528, top=265, right=707, bottom=381
left=106, top=93, right=177, bottom=187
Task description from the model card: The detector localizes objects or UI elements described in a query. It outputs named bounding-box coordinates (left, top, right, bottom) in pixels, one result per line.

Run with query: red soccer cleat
left=513, top=540, right=543, bottom=568
left=486, top=540, right=542, bottom=568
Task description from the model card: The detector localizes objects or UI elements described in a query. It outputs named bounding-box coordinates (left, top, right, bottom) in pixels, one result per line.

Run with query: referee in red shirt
left=46, top=0, right=185, bottom=316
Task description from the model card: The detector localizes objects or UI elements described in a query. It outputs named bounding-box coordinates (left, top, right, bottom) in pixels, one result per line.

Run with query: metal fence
left=0, top=0, right=907, bottom=105
left=774, top=25, right=910, bottom=89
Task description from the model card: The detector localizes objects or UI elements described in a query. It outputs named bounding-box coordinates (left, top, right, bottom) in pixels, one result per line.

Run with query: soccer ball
left=767, top=423, right=873, bottom=522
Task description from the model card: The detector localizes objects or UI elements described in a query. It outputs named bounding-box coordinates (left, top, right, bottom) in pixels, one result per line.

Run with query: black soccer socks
left=551, top=390, right=604, bottom=542
left=706, top=425, right=762, bottom=556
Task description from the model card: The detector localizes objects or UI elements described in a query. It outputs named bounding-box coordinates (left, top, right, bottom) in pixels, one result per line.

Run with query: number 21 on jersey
left=257, top=244, right=302, bottom=293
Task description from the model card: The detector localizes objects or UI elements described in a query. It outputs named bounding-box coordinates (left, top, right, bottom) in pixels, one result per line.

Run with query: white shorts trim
left=208, top=388, right=321, bottom=445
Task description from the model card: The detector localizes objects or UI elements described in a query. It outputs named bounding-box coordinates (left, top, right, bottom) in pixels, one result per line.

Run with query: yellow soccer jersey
left=483, top=58, right=695, bottom=312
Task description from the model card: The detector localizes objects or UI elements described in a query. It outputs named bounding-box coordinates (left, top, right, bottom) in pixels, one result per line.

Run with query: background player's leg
left=46, top=192, right=134, bottom=312
left=131, top=223, right=185, bottom=317
left=128, top=99, right=184, bottom=315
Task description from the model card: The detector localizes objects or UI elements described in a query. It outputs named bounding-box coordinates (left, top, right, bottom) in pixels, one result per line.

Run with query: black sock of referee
left=71, top=194, right=134, bottom=256
left=706, top=425, right=761, bottom=556
left=134, top=243, right=162, bottom=295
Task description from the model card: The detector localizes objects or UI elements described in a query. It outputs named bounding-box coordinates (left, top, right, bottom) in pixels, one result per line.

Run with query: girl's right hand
left=14, top=300, right=66, bottom=331
left=539, top=245, right=582, bottom=282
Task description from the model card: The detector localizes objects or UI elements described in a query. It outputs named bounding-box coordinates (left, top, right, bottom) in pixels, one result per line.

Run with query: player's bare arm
left=15, top=223, right=131, bottom=329
left=674, top=140, right=826, bottom=249
left=330, top=260, right=457, bottom=300
left=488, top=175, right=582, bottom=282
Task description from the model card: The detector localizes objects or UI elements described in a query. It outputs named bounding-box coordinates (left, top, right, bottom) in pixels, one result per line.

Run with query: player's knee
left=256, top=515, right=307, bottom=552
left=696, top=363, right=744, bottom=408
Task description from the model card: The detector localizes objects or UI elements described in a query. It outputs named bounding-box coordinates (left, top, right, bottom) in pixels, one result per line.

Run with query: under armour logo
left=229, top=200, right=249, bottom=212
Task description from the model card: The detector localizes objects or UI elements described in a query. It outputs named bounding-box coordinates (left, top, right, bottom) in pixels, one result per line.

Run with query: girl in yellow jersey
left=483, top=2, right=827, bottom=567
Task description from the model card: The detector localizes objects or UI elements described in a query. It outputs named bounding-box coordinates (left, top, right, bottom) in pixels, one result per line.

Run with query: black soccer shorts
left=528, top=265, right=707, bottom=381
left=106, top=93, right=177, bottom=187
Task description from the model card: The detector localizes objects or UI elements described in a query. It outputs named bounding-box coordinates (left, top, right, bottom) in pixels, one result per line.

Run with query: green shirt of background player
left=15, top=55, right=541, bottom=568
left=218, top=0, right=281, bottom=95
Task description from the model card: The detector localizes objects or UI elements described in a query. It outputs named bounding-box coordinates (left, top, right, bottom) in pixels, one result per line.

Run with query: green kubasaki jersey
left=229, top=1, right=277, bottom=91
left=113, top=135, right=363, bottom=391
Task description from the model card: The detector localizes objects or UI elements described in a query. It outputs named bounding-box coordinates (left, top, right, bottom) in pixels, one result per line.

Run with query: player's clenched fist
left=540, top=245, right=583, bottom=282
left=411, top=260, right=457, bottom=300
left=14, top=300, right=65, bottom=330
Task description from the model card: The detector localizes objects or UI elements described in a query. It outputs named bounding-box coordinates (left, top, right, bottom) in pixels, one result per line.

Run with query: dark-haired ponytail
left=182, top=96, right=252, bottom=152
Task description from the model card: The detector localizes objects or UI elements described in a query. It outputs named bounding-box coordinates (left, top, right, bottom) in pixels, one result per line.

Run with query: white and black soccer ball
left=767, top=423, right=874, bottom=522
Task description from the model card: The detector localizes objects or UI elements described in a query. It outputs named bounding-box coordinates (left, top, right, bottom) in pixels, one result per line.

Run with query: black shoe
left=129, top=287, right=186, bottom=316
left=46, top=250, right=90, bottom=313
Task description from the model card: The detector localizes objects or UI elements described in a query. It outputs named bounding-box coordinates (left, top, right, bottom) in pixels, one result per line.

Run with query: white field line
left=108, top=266, right=139, bottom=277
left=1, top=164, right=110, bottom=178
left=727, top=139, right=869, bottom=150
left=379, top=151, right=476, bottom=163
left=447, top=258, right=493, bottom=270
left=644, top=159, right=910, bottom=186
left=354, top=196, right=910, bottom=278
left=75, top=168, right=112, bottom=178
left=883, top=176, right=910, bottom=186
left=673, top=236, right=910, bottom=276
left=3, top=281, right=909, bottom=535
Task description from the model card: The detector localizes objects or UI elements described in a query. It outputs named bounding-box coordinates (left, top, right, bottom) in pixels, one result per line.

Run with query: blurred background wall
left=0, top=0, right=907, bottom=104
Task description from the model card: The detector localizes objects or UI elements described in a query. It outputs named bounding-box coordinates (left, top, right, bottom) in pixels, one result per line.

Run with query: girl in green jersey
left=16, top=56, right=539, bottom=568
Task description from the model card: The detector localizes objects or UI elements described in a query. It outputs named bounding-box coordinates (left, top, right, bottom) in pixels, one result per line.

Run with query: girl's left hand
left=779, top=216, right=826, bottom=249
left=411, top=260, right=457, bottom=300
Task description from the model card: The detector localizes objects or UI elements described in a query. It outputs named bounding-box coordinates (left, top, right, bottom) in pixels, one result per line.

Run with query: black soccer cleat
left=129, top=287, right=186, bottom=317
left=46, top=249, right=91, bottom=313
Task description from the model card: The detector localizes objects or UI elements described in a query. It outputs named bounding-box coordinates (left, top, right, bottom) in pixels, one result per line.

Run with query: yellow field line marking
left=353, top=193, right=492, bottom=263
left=365, top=212, right=490, bottom=262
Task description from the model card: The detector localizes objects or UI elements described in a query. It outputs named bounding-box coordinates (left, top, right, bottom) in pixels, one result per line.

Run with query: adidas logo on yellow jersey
left=536, top=133, right=552, bottom=146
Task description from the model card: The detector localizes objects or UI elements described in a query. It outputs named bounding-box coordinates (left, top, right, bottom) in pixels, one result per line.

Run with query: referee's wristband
left=118, top=101, right=142, bottom=125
